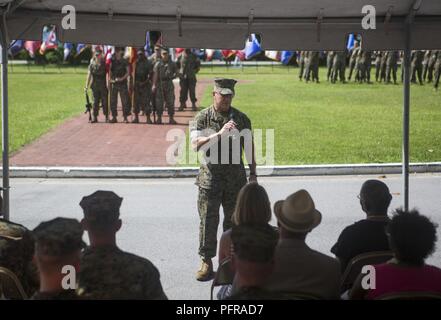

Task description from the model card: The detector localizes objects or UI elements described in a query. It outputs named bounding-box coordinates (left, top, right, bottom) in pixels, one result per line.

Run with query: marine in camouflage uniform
left=326, top=51, right=335, bottom=81
left=0, top=218, right=39, bottom=298
left=434, top=52, right=441, bottom=90
left=109, top=47, right=131, bottom=123
left=385, top=51, right=399, bottom=84
left=153, top=48, right=178, bottom=124
left=189, top=78, right=257, bottom=281
left=348, top=42, right=360, bottom=81
left=85, top=47, right=108, bottom=123
left=411, top=50, right=424, bottom=85
left=331, top=51, right=346, bottom=83
left=77, top=190, right=167, bottom=300
left=380, top=51, right=388, bottom=82
left=132, top=48, right=154, bottom=124
left=177, top=49, right=201, bottom=111
left=305, top=51, right=320, bottom=83
left=31, top=217, right=84, bottom=300
left=374, top=51, right=382, bottom=82
left=297, top=51, right=306, bottom=81
left=422, top=50, right=431, bottom=82
left=426, top=50, right=439, bottom=83
left=356, top=50, right=372, bottom=83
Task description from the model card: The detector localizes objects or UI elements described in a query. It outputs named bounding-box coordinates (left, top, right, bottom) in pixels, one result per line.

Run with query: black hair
left=360, top=180, right=392, bottom=214
left=387, top=208, right=438, bottom=266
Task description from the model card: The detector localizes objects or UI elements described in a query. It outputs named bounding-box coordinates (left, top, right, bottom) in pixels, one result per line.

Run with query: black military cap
left=33, top=217, right=85, bottom=256
left=79, top=190, right=123, bottom=225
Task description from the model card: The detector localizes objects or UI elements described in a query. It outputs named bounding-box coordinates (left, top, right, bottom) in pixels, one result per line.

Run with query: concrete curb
left=2, top=162, right=441, bottom=178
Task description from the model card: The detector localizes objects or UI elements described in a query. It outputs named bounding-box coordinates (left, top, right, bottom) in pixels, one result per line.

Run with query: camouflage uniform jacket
left=77, top=245, right=167, bottom=300
left=88, top=57, right=107, bottom=87
left=190, top=105, right=252, bottom=190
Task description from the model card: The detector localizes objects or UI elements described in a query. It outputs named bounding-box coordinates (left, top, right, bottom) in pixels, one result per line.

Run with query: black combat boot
left=169, top=115, right=177, bottom=125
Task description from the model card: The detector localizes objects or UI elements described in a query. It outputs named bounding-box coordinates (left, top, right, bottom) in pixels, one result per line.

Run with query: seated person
left=331, top=180, right=392, bottom=273
left=218, top=182, right=272, bottom=264
left=264, top=189, right=341, bottom=299
left=77, top=190, right=167, bottom=300
left=350, top=209, right=441, bottom=299
left=224, top=224, right=280, bottom=300
left=31, top=217, right=84, bottom=300
left=0, top=217, right=39, bottom=297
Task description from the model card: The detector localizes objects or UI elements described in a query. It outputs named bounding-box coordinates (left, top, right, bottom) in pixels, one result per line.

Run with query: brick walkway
left=11, top=79, right=211, bottom=167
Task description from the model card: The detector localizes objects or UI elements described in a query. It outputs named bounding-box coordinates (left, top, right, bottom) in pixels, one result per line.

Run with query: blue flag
left=244, top=34, right=261, bottom=60
left=144, top=32, right=152, bottom=56
left=9, top=40, right=24, bottom=56
left=76, top=43, right=86, bottom=56
left=63, top=43, right=73, bottom=61
left=280, top=51, right=294, bottom=65
left=347, top=34, right=355, bottom=50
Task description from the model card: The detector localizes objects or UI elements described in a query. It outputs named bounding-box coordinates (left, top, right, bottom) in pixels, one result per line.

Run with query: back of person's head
left=79, top=190, right=123, bottom=235
left=232, top=182, right=272, bottom=226
left=359, top=180, right=392, bottom=215
left=387, top=209, right=438, bottom=266
left=231, top=224, right=278, bottom=265
left=32, top=217, right=84, bottom=274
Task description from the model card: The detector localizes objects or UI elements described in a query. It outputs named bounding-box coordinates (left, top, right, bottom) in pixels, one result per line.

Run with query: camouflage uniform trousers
left=133, top=82, right=152, bottom=115
left=386, top=63, right=398, bottom=83
left=411, top=63, right=423, bottom=84
left=332, top=61, right=345, bottom=83
left=326, top=55, right=334, bottom=80
left=357, top=63, right=371, bottom=82
left=91, top=83, right=108, bottom=118
left=434, top=62, right=441, bottom=89
left=298, top=60, right=305, bottom=80
left=110, top=82, right=131, bottom=118
left=197, top=181, right=246, bottom=259
left=155, top=81, right=175, bottom=116
left=179, top=77, right=197, bottom=104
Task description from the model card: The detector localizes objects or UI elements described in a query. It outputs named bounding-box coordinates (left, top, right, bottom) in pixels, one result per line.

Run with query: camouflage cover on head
left=33, top=217, right=85, bottom=256
left=80, top=190, right=123, bottom=226
left=214, top=78, right=237, bottom=95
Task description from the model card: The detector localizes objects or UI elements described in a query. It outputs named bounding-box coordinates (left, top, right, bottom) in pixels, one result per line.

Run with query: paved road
left=8, top=173, right=441, bottom=300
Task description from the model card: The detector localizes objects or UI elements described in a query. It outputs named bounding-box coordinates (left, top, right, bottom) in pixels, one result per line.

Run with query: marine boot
left=191, top=103, right=197, bottom=111
left=169, top=115, right=177, bottom=125
left=178, top=103, right=186, bottom=111
left=91, top=116, right=98, bottom=123
left=196, top=259, right=214, bottom=282
left=156, top=115, right=162, bottom=124
left=132, top=114, right=139, bottom=123
left=146, top=114, right=153, bottom=124
left=109, top=117, right=117, bottom=123
left=123, top=117, right=129, bottom=124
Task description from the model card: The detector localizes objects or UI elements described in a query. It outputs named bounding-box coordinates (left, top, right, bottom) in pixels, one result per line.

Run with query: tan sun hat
left=274, top=189, right=322, bottom=233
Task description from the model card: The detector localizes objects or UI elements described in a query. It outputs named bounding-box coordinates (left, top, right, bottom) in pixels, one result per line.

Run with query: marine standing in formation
left=85, top=46, right=109, bottom=123
left=152, top=48, right=178, bottom=125
left=132, top=48, right=154, bottom=124
left=109, top=47, right=132, bottom=123
left=177, top=48, right=201, bottom=111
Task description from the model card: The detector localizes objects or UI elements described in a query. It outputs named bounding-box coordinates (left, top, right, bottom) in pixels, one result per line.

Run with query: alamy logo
left=61, top=5, right=76, bottom=30
left=361, top=5, right=376, bottom=30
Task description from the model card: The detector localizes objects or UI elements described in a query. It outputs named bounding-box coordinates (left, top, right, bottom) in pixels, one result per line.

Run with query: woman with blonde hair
left=218, top=182, right=272, bottom=265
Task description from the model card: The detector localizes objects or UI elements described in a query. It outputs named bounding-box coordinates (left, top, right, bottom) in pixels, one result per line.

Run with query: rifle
left=84, top=89, right=92, bottom=122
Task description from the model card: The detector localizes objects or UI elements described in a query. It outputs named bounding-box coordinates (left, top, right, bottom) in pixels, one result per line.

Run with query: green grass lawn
left=192, top=66, right=441, bottom=165
left=2, top=64, right=441, bottom=165
left=2, top=64, right=87, bottom=154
